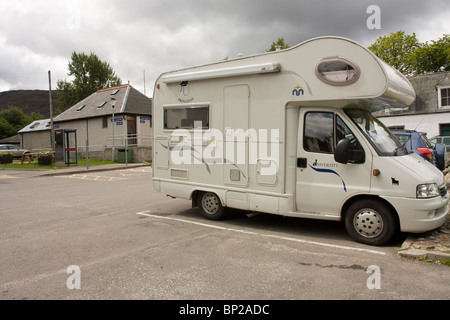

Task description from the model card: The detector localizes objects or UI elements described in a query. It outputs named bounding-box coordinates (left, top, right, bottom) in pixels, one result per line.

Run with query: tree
left=267, top=37, right=290, bottom=52
left=0, top=106, right=42, bottom=140
left=412, top=34, right=450, bottom=74
left=368, top=31, right=420, bottom=75
left=56, top=52, right=122, bottom=110
left=0, top=117, right=16, bottom=140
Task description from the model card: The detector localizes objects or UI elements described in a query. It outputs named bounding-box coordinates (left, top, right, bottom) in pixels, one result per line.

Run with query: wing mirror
left=335, top=139, right=365, bottom=164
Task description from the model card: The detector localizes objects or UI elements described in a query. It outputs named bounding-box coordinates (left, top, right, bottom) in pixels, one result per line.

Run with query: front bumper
left=382, top=191, right=449, bottom=233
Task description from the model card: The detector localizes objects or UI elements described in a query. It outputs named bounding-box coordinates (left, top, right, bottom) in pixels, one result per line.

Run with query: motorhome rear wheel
left=197, top=192, right=227, bottom=220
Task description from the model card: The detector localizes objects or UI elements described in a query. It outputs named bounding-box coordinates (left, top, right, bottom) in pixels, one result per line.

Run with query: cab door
left=295, top=108, right=371, bottom=217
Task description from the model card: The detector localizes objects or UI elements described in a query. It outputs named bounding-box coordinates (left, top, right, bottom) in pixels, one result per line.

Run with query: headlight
left=416, top=183, right=440, bottom=198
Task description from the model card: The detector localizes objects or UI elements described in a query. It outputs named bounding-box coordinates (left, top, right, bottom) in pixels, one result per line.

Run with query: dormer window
left=438, top=86, right=450, bottom=109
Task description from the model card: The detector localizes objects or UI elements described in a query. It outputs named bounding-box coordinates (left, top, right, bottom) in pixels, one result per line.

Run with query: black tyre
left=434, top=143, right=446, bottom=171
left=344, top=199, right=397, bottom=246
left=197, top=192, right=227, bottom=220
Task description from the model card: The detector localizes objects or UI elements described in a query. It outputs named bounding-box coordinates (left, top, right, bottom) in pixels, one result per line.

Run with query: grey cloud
left=0, top=0, right=448, bottom=94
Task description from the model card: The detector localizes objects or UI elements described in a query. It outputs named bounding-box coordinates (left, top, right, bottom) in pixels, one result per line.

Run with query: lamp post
left=111, top=97, right=115, bottom=162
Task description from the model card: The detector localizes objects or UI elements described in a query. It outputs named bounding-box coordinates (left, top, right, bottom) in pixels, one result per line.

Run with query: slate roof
left=406, top=71, right=450, bottom=114
left=374, top=71, right=450, bottom=117
left=18, top=118, right=51, bottom=133
left=53, top=85, right=152, bottom=122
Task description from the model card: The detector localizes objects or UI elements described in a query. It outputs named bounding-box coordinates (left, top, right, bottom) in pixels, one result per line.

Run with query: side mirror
left=335, top=138, right=365, bottom=164
left=335, top=139, right=349, bottom=164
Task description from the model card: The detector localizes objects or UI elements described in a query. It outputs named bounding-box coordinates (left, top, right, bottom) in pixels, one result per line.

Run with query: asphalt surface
left=1, top=163, right=449, bottom=303
left=3, top=161, right=449, bottom=265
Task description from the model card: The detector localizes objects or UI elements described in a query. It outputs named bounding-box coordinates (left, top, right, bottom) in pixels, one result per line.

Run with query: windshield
left=345, top=109, right=407, bottom=156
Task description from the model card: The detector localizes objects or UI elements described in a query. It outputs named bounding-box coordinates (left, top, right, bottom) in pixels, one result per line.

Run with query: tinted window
left=164, top=105, right=209, bottom=129
left=304, top=112, right=334, bottom=153
left=395, top=134, right=411, bottom=146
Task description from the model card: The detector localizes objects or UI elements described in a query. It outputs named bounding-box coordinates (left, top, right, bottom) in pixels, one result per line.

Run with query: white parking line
left=136, top=211, right=386, bottom=256
left=56, top=174, right=126, bottom=181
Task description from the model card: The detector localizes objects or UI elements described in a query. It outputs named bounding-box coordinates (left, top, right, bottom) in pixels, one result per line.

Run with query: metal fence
left=77, top=134, right=152, bottom=160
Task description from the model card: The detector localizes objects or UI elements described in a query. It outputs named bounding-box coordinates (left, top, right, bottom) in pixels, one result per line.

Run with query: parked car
left=391, top=130, right=447, bottom=171
left=429, top=135, right=450, bottom=168
left=0, top=144, right=30, bottom=159
left=430, top=135, right=450, bottom=151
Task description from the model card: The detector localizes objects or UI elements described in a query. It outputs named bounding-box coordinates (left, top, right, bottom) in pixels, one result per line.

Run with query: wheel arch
left=341, top=194, right=400, bottom=230
left=191, top=189, right=226, bottom=208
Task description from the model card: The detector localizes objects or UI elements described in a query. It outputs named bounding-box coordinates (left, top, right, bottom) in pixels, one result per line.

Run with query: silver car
left=0, top=144, right=30, bottom=159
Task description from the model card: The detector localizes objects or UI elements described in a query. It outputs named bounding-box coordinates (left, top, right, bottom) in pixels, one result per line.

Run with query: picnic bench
left=20, top=151, right=55, bottom=164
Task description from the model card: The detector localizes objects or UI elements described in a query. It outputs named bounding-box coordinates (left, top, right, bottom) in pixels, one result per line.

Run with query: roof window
left=30, top=122, right=40, bottom=129
left=315, top=57, right=360, bottom=86
left=76, top=105, right=86, bottom=111
left=111, top=89, right=119, bottom=95
left=97, top=101, right=107, bottom=109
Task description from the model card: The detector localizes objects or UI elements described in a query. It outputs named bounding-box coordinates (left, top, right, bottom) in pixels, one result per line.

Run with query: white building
left=376, top=71, right=450, bottom=138
left=20, top=84, right=153, bottom=162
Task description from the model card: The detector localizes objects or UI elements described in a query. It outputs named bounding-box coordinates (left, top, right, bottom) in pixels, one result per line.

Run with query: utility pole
left=143, top=69, right=146, bottom=96
left=86, top=118, right=89, bottom=170
left=48, top=70, right=54, bottom=151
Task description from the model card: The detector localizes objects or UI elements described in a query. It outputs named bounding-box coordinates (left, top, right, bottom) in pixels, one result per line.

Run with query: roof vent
left=315, top=57, right=360, bottom=86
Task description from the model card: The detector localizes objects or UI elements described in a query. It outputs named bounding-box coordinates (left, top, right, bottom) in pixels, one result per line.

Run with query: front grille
left=439, top=185, right=447, bottom=198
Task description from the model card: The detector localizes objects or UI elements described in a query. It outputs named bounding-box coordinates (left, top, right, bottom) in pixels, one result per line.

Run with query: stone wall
left=103, top=146, right=152, bottom=163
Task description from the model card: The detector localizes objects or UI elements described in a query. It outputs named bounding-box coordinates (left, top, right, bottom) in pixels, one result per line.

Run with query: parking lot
left=0, top=166, right=449, bottom=303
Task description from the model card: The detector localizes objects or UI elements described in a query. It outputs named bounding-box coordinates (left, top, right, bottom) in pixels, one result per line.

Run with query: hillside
left=0, top=90, right=60, bottom=118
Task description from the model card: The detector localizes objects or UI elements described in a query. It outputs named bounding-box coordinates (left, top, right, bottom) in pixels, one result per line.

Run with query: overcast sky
left=0, top=0, right=448, bottom=97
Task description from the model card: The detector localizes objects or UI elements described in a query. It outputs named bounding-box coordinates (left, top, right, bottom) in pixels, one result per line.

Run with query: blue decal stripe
left=309, top=165, right=347, bottom=192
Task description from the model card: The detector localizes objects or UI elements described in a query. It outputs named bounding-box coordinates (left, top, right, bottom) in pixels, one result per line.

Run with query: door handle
left=297, top=158, right=307, bottom=168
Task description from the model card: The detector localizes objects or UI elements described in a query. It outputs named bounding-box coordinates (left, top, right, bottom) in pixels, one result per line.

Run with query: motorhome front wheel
left=198, top=192, right=227, bottom=220
left=344, top=199, right=397, bottom=246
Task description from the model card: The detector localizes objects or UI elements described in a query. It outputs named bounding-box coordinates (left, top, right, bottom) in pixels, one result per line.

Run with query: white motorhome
left=152, top=36, right=449, bottom=245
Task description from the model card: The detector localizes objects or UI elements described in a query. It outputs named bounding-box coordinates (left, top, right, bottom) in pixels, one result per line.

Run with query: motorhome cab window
left=304, top=112, right=334, bottom=153
left=315, top=57, right=360, bottom=85
left=164, top=105, right=209, bottom=129
left=304, top=112, right=360, bottom=154
left=345, top=109, right=407, bottom=156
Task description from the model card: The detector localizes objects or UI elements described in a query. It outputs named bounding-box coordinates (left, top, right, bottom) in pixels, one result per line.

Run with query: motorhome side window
left=304, top=112, right=359, bottom=153
left=164, top=105, right=209, bottom=129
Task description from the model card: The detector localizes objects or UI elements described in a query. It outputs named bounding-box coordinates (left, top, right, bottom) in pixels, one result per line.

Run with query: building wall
left=379, top=112, right=450, bottom=138
left=375, top=72, right=450, bottom=138
left=20, top=131, right=51, bottom=151
left=54, top=115, right=152, bottom=162
left=55, top=116, right=125, bottom=149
